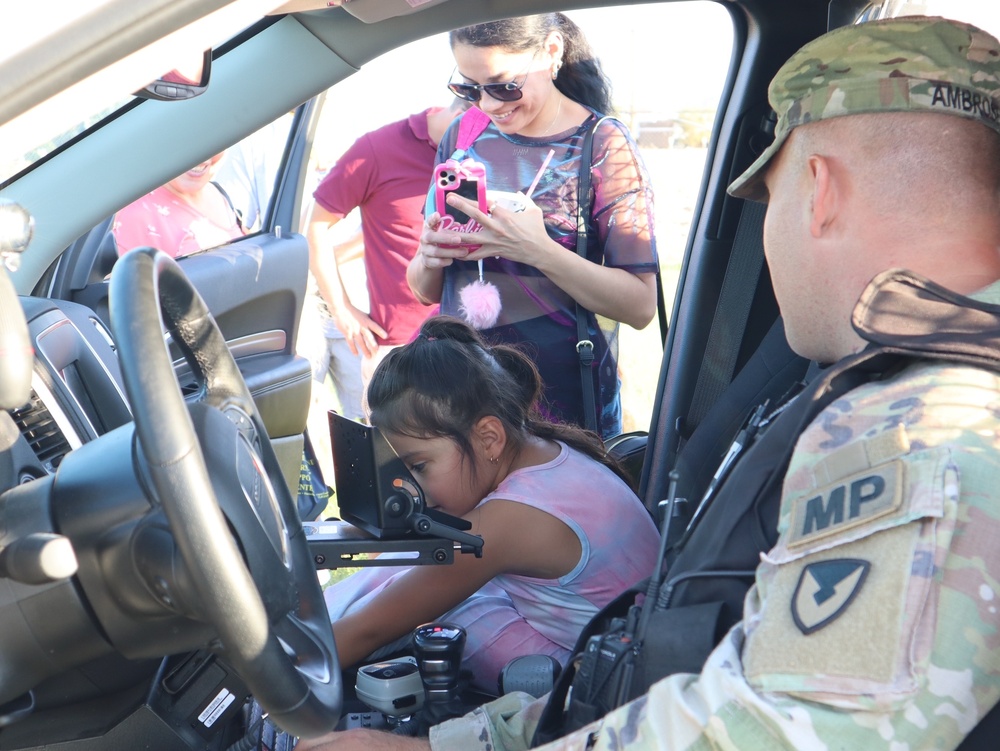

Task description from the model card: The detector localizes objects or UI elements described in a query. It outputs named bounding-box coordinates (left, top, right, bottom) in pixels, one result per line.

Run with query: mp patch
left=787, top=461, right=903, bottom=548
left=791, top=558, right=870, bottom=635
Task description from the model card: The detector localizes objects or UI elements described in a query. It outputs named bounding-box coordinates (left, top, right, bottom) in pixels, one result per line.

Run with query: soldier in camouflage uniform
left=298, top=15, right=1000, bottom=751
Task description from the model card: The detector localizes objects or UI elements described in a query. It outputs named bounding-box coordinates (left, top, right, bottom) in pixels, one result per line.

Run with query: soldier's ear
left=807, top=153, right=839, bottom=238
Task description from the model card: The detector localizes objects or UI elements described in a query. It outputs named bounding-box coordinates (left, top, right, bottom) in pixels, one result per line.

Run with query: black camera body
left=328, top=412, right=424, bottom=538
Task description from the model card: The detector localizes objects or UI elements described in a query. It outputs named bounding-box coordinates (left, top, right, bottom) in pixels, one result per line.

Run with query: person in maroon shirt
left=306, top=100, right=467, bottom=392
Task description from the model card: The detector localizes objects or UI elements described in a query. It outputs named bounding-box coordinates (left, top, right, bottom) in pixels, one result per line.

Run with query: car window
left=0, top=11, right=255, bottom=188
left=215, top=112, right=298, bottom=235
left=105, top=112, right=297, bottom=262
left=304, top=1, right=733, bottom=434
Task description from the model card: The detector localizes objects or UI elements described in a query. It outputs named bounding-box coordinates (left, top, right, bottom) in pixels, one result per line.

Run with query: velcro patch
left=745, top=522, right=924, bottom=694
left=787, top=461, right=903, bottom=549
left=791, top=558, right=870, bottom=635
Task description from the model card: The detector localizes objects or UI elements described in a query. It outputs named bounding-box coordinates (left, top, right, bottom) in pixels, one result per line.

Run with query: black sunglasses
left=446, top=50, right=539, bottom=103
left=448, top=79, right=525, bottom=103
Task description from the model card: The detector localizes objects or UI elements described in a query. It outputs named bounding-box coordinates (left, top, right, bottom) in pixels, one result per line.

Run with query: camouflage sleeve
left=482, top=361, right=1000, bottom=751
left=429, top=691, right=547, bottom=751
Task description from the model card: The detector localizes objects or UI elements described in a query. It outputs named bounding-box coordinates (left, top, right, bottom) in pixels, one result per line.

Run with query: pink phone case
left=434, top=159, right=488, bottom=248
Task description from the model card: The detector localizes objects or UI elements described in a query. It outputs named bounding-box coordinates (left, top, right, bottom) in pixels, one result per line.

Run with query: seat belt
left=684, top=199, right=767, bottom=438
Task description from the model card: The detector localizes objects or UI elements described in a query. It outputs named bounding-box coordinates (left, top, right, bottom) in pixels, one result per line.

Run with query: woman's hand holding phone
left=421, top=153, right=551, bottom=269
left=414, top=212, right=472, bottom=270
left=437, top=191, right=551, bottom=268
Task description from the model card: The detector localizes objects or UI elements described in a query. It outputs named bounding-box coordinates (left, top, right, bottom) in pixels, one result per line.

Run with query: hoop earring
left=551, top=61, right=562, bottom=80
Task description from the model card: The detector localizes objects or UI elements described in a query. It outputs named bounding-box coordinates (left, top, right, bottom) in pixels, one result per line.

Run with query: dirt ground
left=618, top=146, right=707, bottom=432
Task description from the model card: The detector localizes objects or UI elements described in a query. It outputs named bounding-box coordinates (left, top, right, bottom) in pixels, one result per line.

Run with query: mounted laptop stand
left=305, top=412, right=484, bottom=570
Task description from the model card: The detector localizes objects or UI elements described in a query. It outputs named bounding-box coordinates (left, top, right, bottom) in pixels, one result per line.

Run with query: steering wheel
left=108, top=248, right=341, bottom=738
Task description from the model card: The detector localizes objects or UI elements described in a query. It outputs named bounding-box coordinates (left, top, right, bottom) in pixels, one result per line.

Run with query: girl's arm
left=332, top=499, right=580, bottom=668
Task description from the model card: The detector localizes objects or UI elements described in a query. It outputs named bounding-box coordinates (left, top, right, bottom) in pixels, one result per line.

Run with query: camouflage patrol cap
left=728, top=16, right=1000, bottom=202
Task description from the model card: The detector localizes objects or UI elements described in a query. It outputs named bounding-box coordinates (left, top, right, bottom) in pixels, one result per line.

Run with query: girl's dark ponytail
left=489, top=344, right=543, bottom=415
left=490, top=341, right=633, bottom=491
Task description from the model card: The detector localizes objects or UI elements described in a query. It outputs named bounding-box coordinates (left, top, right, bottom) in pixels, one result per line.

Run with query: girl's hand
left=431, top=193, right=554, bottom=266
left=414, top=212, right=473, bottom=270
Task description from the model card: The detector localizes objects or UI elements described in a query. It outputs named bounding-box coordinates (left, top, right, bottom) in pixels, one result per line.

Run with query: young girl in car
left=325, top=315, right=659, bottom=690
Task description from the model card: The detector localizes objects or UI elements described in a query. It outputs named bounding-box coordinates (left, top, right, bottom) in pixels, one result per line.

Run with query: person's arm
left=295, top=729, right=431, bottom=751
left=294, top=691, right=544, bottom=751
left=331, top=538, right=500, bottom=667
left=406, top=211, right=475, bottom=306
left=426, top=194, right=657, bottom=329
left=406, top=124, right=473, bottom=307
left=307, top=202, right=386, bottom=357
left=332, top=498, right=580, bottom=668
left=405, top=219, right=446, bottom=305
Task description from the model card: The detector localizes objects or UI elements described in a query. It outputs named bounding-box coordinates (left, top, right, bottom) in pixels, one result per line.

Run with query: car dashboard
left=0, top=297, right=252, bottom=750
left=8, top=298, right=131, bottom=486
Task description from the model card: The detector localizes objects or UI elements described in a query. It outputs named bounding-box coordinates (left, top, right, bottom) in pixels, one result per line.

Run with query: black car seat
left=607, top=315, right=809, bottom=527
left=667, top=314, right=807, bottom=519
left=957, top=687, right=999, bottom=747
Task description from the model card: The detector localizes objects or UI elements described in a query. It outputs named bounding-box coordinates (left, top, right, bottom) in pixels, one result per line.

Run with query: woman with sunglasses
left=407, top=13, right=658, bottom=441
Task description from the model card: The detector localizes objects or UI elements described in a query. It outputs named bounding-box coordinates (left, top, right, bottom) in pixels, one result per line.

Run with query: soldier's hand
left=296, top=728, right=432, bottom=751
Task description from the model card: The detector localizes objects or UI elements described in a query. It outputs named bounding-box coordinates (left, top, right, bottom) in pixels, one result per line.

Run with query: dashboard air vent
left=10, top=390, right=73, bottom=472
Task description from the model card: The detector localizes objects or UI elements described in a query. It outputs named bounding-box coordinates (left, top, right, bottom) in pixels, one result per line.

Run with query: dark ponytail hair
left=367, top=316, right=632, bottom=487
left=449, top=13, right=614, bottom=116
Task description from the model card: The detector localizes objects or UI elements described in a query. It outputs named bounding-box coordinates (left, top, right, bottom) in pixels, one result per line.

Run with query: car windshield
left=0, top=100, right=132, bottom=184
left=0, top=0, right=274, bottom=186
left=0, top=2, right=129, bottom=182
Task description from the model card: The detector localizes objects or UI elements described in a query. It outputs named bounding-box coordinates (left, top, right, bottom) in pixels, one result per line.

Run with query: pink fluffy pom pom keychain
left=459, top=259, right=501, bottom=329
left=457, top=148, right=553, bottom=331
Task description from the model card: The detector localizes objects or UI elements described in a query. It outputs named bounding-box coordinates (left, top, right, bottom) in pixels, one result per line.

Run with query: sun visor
left=341, top=0, right=450, bottom=23
left=268, top=0, right=450, bottom=23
